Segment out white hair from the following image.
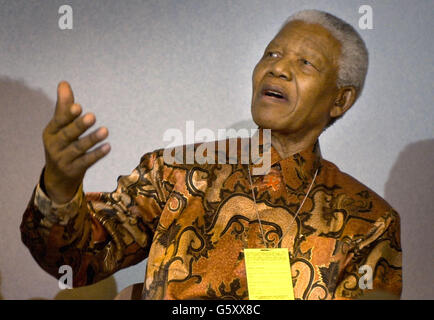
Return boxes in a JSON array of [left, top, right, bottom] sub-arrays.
[[282, 10, 369, 99]]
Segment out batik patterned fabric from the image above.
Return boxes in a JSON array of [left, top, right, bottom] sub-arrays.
[[20, 137, 402, 299]]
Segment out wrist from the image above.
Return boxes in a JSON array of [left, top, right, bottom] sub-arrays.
[[43, 168, 81, 204]]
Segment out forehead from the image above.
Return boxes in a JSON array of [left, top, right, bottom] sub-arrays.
[[270, 20, 342, 65]]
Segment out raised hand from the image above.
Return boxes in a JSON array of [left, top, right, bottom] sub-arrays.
[[42, 81, 110, 204]]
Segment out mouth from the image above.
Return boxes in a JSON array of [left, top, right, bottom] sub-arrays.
[[260, 84, 289, 102]]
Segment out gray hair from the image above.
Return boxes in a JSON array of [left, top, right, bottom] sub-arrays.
[[282, 10, 369, 104]]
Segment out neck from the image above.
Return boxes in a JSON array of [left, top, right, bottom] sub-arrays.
[[270, 127, 322, 159]]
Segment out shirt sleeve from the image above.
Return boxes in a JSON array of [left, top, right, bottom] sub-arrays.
[[33, 180, 84, 226], [20, 150, 167, 287], [333, 210, 403, 299]]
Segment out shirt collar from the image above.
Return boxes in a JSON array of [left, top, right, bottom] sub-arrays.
[[247, 129, 322, 182]]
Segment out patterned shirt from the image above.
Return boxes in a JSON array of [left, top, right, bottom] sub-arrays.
[[20, 136, 402, 299]]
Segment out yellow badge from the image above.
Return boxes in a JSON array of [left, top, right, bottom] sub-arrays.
[[244, 248, 294, 300]]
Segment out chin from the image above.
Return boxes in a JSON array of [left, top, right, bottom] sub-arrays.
[[251, 99, 295, 130], [252, 111, 286, 131]]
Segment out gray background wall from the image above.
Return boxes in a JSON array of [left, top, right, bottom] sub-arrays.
[[0, 0, 432, 300]]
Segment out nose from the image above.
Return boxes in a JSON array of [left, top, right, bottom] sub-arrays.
[[269, 58, 292, 81]]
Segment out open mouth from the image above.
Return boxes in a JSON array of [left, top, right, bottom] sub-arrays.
[[261, 84, 288, 101], [265, 90, 284, 99]]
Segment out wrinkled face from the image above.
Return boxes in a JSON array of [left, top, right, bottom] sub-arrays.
[[251, 20, 342, 134]]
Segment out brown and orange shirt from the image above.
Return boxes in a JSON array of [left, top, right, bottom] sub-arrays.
[[20, 138, 402, 299]]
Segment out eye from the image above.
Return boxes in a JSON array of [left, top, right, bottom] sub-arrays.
[[301, 58, 313, 66], [299, 58, 318, 72], [266, 51, 279, 58]]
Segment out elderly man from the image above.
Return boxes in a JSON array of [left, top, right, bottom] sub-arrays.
[[21, 10, 402, 300]]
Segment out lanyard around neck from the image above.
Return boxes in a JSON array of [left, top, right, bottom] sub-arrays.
[[246, 164, 318, 248]]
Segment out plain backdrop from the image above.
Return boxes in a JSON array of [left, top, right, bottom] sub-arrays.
[[0, 0, 433, 300]]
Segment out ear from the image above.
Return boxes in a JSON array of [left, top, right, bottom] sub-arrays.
[[330, 86, 357, 118]]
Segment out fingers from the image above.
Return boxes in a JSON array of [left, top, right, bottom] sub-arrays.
[[46, 103, 83, 134], [55, 112, 96, 149], [70, 142, 111, 173], [61, 126, 109, 161]]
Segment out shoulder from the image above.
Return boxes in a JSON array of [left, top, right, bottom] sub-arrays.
[[320, 158, 400, 223]]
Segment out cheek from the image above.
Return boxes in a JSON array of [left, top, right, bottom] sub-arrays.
[[252, 62, 265, 89], [297, 77, 333, 105]]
